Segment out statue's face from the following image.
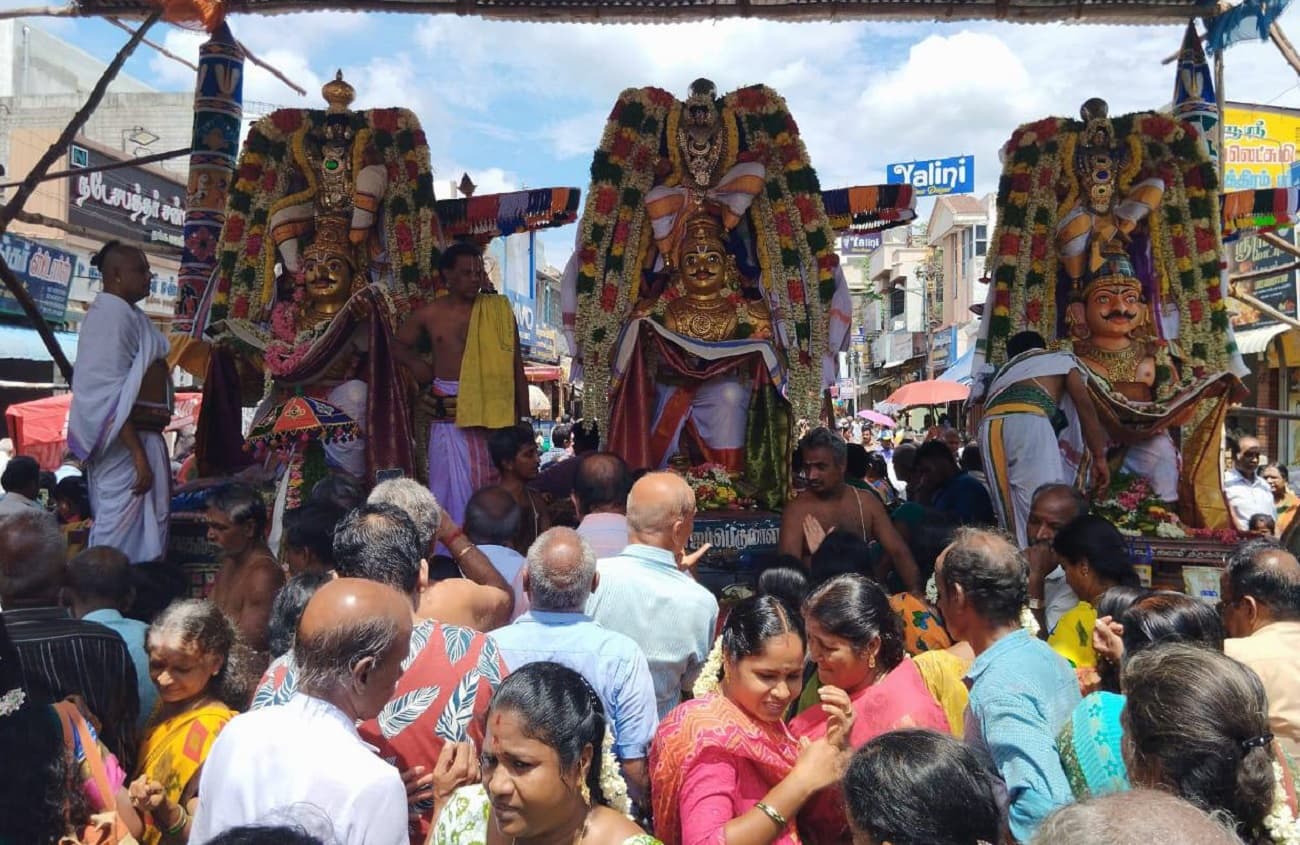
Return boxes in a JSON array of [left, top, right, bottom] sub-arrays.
[[679, 233, 727, 297], [303, 249, 354, 309], [1084, 281, 1144, 340]]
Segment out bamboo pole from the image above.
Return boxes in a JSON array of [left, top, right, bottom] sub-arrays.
[[1271, 25, 1300, 77], [105, 17, 199, 72], [1231, 289, 1300, 331], [1232, 260, 1300, 284], [234, 39, 308, 96], [0, 146, 191, 190], [1262, 231, 1300, 259], [0, 11, 161, 382]]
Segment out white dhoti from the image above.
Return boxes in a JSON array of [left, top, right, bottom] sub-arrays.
[[86, 431, 171, 563], [322, 379, 369, 479], [68, 292, 173, 565], [980, 411, 1074, 548], [650, 374, 749, 469], [426, 378, 495, 531], [1121, 431, 1180, 502]]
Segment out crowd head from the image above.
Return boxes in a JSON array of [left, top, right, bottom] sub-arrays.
[[367, 478, 440, 554], [1026, 483, 1088, 546], [206, 484, 268, 556], [465, 486, 522, 548], [0, 510, 69, 607], [799, 427, 847, 494], [332, 504, 426, 600], [525, 528, 598, 612], [572, 453, 632, 517], [2, 454, 41, 500], [1033, 789, 1244, 845], [490, 424, 542, 482], [803, 574, 904, 693], [1221, 538, 1300, 638], [625, 472, 695, 552], [147, 599, 244, 709], [935, 527, 1027, 640], [1052, 514, 1140, 600], [281, 501, 345, 576], [720, 595, 806, 723]]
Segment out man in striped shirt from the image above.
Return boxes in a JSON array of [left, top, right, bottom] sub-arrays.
[[0, 509, 140, 768]]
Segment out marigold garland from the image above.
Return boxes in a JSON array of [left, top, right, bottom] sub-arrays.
[[572, 84, 839, 430], [211, 107, 436, 326], [982, 112, 1232, 399]]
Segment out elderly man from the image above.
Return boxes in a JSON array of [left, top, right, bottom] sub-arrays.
[[935, 527, 1079, 842], [465, 485, 526, 587], [65, 545, 156, 728], [368, 478, 513, 631], [587, 472, 718, 717], [0, 511, 140, 768], [1225, 436, 1277, 532], [779, 427, 920, 592], [1024, 484, 1090, 635], [493, 527, 657, 801], [191, 578, 412, 845], [251, 504, 506, 844], [1032, 789, 1243, 845], [206, 483, 284, 654], [68, 242, 172, 563], [573, 453, 633, 559], [0, 455, 44, 515], [1221, 538, 1300, 756]]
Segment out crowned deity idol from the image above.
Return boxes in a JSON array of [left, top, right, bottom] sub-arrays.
[[1066, 242, 1159, 403]]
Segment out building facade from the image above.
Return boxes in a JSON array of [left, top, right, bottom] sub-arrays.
[[926, 193, 994, 376]]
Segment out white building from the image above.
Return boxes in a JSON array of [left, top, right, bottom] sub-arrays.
[[927, 193, 996, 374]]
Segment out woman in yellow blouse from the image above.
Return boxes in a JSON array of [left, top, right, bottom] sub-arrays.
[[1047, 515, 1141, 669], [1263, 463, 1300, 537]]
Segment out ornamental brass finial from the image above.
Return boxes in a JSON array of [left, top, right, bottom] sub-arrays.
[[322, 70, 356, 114]]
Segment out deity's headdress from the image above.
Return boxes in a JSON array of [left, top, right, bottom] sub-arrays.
[[1072, 239, 1144, 303]]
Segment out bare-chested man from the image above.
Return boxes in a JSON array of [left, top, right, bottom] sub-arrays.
[[778, 427, 921, 594], [206, 483, 284, 653], [975, 330, 1109, 546], [396, 242, 529, 532]]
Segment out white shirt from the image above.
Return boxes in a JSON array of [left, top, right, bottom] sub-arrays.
[[1043, 568, 1079, 634], [190, 694, 408, 845], [576, 512, 630, 559], [479, 544, 527, 587], [1225, 468, 1277, 531]]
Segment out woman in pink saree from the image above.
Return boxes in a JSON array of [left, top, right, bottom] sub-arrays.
[[649, 596, 852, 845], [791, 574, 950, 746]]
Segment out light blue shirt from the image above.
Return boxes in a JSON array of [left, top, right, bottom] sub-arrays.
[[83, 608, 156, 727], [964, 628, 1080, 843], [491, 609, 658, 759], [585, 544, 718, 718], [479, 544, 527, 588]]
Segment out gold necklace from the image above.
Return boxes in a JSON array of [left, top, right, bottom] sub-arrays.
[[1076, 340, 1143, 382]]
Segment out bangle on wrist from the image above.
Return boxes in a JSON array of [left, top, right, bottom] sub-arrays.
[[754, 802, 788, 829], [1027, 597, 1044, 611], [455, 542, 476, 560], [162, 805, 188, 836], [443, 527, 465, 546]]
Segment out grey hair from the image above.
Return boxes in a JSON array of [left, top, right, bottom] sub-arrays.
[[1032, 788, 1243, 845], [798, 426, 847, 466], [0, 509, 66, 567], [294, 614, 402, 697], [367, 479, 441, 551], [149, 599, 247, 709], [1031, 482, 1088, 519], [525, 527, 598, 611]]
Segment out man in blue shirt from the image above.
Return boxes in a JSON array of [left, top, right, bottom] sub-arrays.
[[65, 545, 157, 728], [936, 527, 1079, 842], [492, 527, 658, 802], [912, 440, 996, 525]]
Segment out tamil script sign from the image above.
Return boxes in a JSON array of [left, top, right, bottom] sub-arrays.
[[887, 156, 975, 197], [1223, 103, 1300, 191], [68, 144, 185, 248], [0, 233, 75, 322], [1229, 230, 1298, 329]]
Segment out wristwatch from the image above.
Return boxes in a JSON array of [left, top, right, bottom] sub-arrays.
[[1027, 597, 1044, 611]]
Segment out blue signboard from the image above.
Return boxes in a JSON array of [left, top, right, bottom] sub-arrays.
[[0, 233, 75, 322], [886, 156, 975, 197]]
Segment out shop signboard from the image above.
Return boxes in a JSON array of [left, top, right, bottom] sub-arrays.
[[1229, 230, 1299, 329], [1223, 103, 1300, 191], [67, 145, 185, 248], [886, 156, 975, 197], [0, 233, 75, 322], [838, 232, 883, 255]]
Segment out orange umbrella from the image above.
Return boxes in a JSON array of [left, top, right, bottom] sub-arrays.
[[882, 379, 970, 409]]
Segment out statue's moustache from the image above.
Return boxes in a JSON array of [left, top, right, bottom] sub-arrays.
[[1102, 311, 1138, 321]]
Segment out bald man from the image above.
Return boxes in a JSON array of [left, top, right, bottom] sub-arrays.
[[192, 578, 412, 845], [69, 242, 173, 564], [586, 472, 718, 717], [1222, 539, 1300, 756]]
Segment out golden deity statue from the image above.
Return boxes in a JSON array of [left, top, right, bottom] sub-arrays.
[[1067, 241, 1157, 402], [298, 214, 363, 332], [662, 213, 771, 342]]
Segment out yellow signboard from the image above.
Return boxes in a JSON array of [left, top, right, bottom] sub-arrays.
[[1223, 102, 1300, 191]]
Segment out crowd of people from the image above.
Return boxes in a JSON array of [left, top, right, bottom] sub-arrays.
[[3, 414, 1300, 845]]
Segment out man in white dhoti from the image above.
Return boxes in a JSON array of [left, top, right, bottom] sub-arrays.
[[977, 331, 1110, 546], [68, 243, 172, 564]]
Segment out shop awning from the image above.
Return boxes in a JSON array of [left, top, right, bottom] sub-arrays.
[[525, 365, 564, 383], [0, 325, 79, 363], [937, 348, 974, 386], [1236, 324, 1290, 356]]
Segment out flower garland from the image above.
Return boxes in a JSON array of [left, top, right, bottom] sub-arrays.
[[599, 728, 633, 818], [692, 636, 725, 698], [212, 107, 435, 325], [1264, 760, 1300, 845], [682, 462, 755, 511], [1094, 471, 1189, 539], [928, 574, 1040, 637], [571, 84, 839, 430], [983, 111, 1232, 396]]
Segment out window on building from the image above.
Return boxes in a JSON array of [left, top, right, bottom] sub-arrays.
[[975, 224, 988, 257], [890, 285, 906, 319], [961, 229, 974, 265]]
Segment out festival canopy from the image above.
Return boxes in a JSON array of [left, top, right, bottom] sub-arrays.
[[60, 0, 1218, 25], [882, 379, 970, 409]]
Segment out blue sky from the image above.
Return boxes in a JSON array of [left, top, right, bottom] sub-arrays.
[[9, 5, 1297, 265]]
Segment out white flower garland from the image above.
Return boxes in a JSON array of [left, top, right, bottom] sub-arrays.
[[693, 636, 725, 698], [600, 726, 633, 818], [0, 687, 24, 718], [926, 574, 1038, 637], [1263, 761, 1300, 845]]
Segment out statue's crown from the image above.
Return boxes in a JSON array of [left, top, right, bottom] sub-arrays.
[[322, 70, 356, 114], [303, 214, 355, 265], [1074, 240, 1142, 302]]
